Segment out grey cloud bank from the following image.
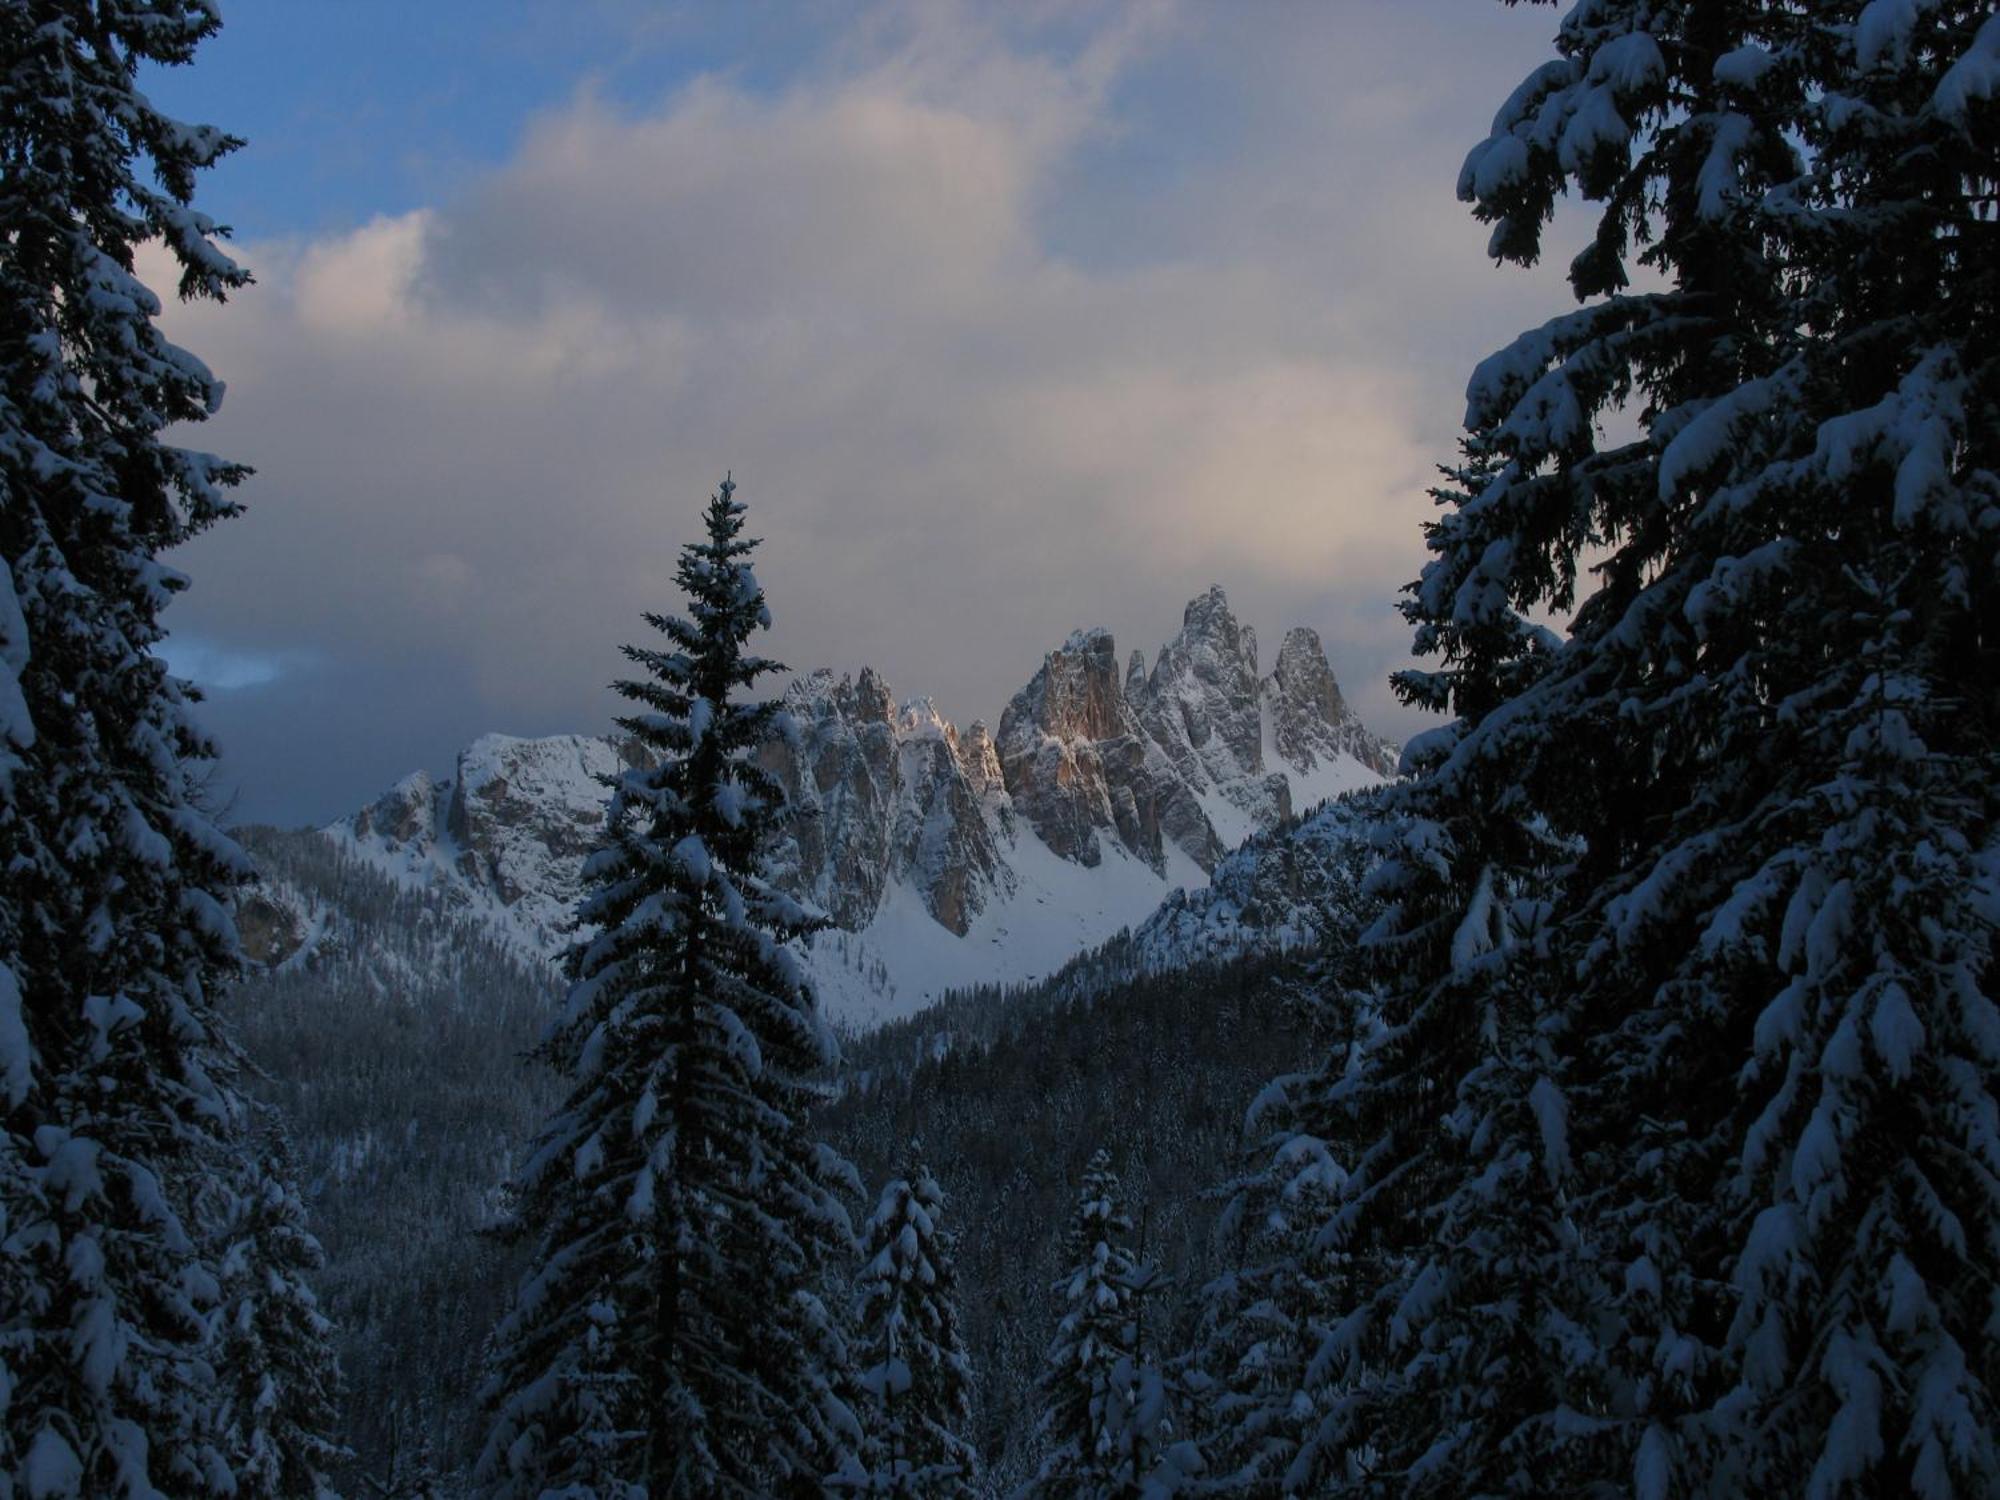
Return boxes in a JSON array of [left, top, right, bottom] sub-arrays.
[[158, 2, 1567, 826]]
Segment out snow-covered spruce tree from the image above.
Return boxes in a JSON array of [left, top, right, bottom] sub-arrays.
[[210, 1123, 347, 1500], [1259, 3, 2000, 1496], [1191, 1023, 1360, 1498], [1611, 10, 2000, 1492], [478, 478, 860, 1500], [0, 6, 341, 1498], [1024, 1151, 1195, 1500], [830, 1149, 979, 1497]]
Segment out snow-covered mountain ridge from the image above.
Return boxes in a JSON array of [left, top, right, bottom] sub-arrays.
[[266, 588, 1396, 1026], [1040, 791, 1382, 1005]]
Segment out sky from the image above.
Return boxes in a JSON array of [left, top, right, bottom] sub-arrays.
[[145, 0, 1579, 828]]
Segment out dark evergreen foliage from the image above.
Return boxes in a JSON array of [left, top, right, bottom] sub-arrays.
[[834, 1149, 980, 1496], [1190, 954, 1366, 1497], [60, 8, 1995, 1497], [1225, 4, 2000, 1495], [223, 833, 1329, 1492], [0, 6, 338, 1497], [829, 956, 1316, 1493], [477, 480, 861, 1499], [1023, 1150, 1195, 1500], [211, 1124, 349, 1500], [224, 824, 561, 1493]]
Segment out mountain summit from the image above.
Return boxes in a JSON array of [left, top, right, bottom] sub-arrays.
[[311, 588, 1396, 1023]]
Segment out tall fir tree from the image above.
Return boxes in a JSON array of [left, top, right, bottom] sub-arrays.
[[1245, 2, 1999, 1495], [478, 478, 861, 1500], [832, 1148, 980, 1498], [0, 6, 339, 1498], [1025, 1150, 1193, 1500]]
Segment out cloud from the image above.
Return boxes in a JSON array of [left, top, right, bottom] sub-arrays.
[[156, 1, 1569, 824], [158, 634, 304, 693]]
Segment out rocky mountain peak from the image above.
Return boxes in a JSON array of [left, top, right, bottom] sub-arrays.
[[1262, 628, 1400, 779], [1179, 584, 1258, 663], [998, 587, 1398, 877], [353, 770, 442, 846], [996, 630, 1143, 869], [1136, 585, 1265, 793], [851, 665, 895, 723], [1015, 629, 1129, 745], [330, 733, 630, 954], [896, 696, 953, 743], [958, 719, 1005, 800], [761, 670, 1009, 937], [786, 666, 899, 728], [1269, 627, 1348, 722]]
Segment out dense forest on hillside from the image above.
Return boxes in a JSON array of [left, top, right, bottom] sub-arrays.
[[224, 830, 561, 1490], [826, 957, 1324, 1491], [225, 826, 1349, 1494]]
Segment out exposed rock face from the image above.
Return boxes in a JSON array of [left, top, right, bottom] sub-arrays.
[[332, 733, 629, 952], [891, 701, 1014, 935], [994, 588, 1400, 878], [1020, 628, 1128, 742], [995, 627, 1237, 874], [1132, 586, 1293, 836], [1263, 627, 1401, 779], [958, 719, 1005, 801], [997, 630, 1152, 869], [759, 673, 1011, 936], [236, 889, 307, 967], [444, 735, 624, 908], [354, 771, 440, 846], [1135, 586, 1265, 789], [760, 669, 898, 928]]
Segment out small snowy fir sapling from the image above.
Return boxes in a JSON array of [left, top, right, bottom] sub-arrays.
[[0, 5, 340, 1498], [477, 478, 862, 1500], [1024, 1150, 1198, 1500], [1243, 2, 2000, 1496], [1191, 977, 1375, 1498], [363, 1404, 447, 1500], [830, 1148, 980, 1497]]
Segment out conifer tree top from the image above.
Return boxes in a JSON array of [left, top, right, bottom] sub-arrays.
[[481, 475, 858, 1500]]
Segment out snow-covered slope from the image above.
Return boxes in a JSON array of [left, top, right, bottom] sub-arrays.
[[291, 588, 1395, 1028], [1119, 792, 1380, 976], [329, 733, 629, 956], [804, 831, 1216, 1024]]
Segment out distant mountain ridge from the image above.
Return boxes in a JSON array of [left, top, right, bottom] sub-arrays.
[[254, 587, 1397, 1025]]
